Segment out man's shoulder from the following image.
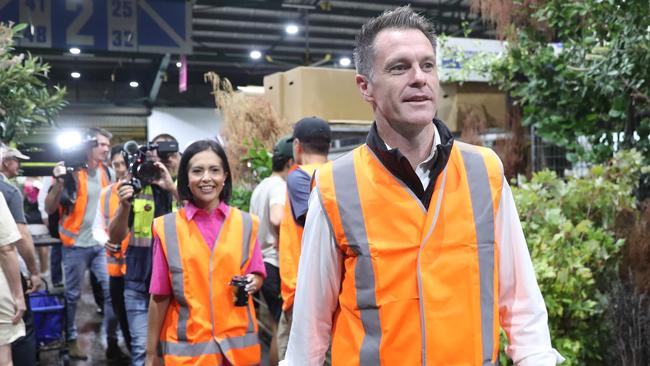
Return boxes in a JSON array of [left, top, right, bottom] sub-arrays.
[[0, 179, 20, 196], [287, 168, 311, 192]]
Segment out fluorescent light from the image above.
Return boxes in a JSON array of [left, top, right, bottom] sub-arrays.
[[69, 47, 81, 55], [339, 57, 351, 67], [285, 24, 299, 35], [250, 50, 262, 60], [129, 81, 139, 88], [176, 61, 182, 68], [70, 72, 81, 79]]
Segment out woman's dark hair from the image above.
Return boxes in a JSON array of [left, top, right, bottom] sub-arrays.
[[177, 139, 232, 204]]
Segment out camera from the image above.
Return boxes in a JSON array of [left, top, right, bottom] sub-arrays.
[[58, 132, 98, 172], [122, 140, 178, 193], [230, 276, 249, 307]]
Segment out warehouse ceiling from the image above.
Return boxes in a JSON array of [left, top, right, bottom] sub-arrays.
[[12, 0, 494, 107]]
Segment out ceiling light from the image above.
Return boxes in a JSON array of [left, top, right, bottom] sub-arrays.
[[339, 57, 351, 67], [250, 50, 262, 60], [69, 47, 81, 55], [285, 24, 299, 35], [70, 72, 81, 79], [129, 81, 139, 88], [176, 61, 182, 68]]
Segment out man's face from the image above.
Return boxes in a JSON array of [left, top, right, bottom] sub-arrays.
[[91, 134, 111, 163], [356, 29, 439, 132], [2, 158, 20, 178], [111, 153, 128, 180], [153, 137, 179, 178]]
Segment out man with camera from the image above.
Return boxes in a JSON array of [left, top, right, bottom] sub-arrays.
[[43, 127, 124, 361], [108, 133, 179, 366]]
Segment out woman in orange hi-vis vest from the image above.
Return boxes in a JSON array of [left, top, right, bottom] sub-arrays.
[[144, 140, 266, 366]]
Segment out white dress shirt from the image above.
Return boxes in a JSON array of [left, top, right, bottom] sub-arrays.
[[282, 142, 564, 365]]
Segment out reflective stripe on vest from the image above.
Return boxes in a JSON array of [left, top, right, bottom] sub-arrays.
[[319, 142, 501, 365], [157, 207, 260, 365], [460, 146, 496, 364], [326, 152, 382, 365], [159, 332, 259, 357]]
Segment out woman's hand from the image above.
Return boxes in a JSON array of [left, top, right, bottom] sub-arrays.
[[245, 273, 263, 294]]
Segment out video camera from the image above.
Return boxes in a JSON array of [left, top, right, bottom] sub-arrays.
[[123, 140, 178, 193], [57, 131, 98, 172]]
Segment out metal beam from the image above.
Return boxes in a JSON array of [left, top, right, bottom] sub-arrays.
[[148, 53, 170, 105]]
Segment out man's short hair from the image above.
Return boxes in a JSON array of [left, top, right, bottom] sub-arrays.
[[86, 127, 112, 140], [353, 5, 436, 78], [151, 133, 178, 144], [110, 144, 124, 161], [300, 140, 330, 156]]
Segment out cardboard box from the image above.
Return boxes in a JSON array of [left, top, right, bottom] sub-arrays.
[[437, 82, 507, 133], [263, 72, 285, 120], [265, 66, 373, 124]]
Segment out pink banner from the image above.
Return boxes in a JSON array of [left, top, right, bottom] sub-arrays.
[[179, 55, 187, 93]]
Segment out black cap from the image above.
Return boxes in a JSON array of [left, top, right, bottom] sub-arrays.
[[289, 116, 331, 143], [272, 135, 294, 160]]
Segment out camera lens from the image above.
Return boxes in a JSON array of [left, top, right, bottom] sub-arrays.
[[136, 160, 160, 184]]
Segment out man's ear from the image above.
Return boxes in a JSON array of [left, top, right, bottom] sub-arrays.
[[355, 74, 374, 103]]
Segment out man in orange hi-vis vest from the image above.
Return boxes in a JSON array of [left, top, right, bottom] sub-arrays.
[[92, 144, 132, 355], [276, 117, 331, 361], [44, 127, 126, 362], [282, 6, 565, 366]]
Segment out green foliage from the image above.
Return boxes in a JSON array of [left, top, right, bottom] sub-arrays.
[[230, 138, 273, 211], [504, 149, 649, 365], [230, 186, 252, 212], [0, 22, 67, 142], [241, 138, 273, 184], [489, 0, 650, 163]]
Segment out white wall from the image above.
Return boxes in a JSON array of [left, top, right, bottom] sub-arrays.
[[148, 108, 222, 152]]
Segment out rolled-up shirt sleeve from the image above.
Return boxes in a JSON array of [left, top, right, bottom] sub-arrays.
[[498, 178, 564, 365], [282, 187, 342, 365]]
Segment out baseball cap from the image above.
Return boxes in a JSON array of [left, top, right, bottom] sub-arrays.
[[1, 147, 30, 160], [273, 135, 293, 160], [289, 116, 331, 143]]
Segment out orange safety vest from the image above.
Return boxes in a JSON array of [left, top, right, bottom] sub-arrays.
[[59, 165, 110, 246], [98, 183, 129, 277], [278, 163, 322, 311], [317, 142, 503, 365], [153, 206, 261, 366]]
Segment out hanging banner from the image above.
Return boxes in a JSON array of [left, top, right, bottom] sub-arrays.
[[179, 54, 187, 93]]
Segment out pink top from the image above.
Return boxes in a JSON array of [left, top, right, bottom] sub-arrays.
[[149, 201, 266, 295]]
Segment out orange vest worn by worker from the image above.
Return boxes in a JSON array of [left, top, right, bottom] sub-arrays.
[[98, 183, 129, 277], [154, 207, 261, 366], [59, 165, 110, 246], [278, 163, 322, 311], [317, 141, 503, 366]]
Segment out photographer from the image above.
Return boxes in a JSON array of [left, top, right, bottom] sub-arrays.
[[108, 134, 179, 366], [44, 127, 124, 362]]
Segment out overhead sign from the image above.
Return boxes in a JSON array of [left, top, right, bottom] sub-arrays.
[[0, 0, 192, 54]]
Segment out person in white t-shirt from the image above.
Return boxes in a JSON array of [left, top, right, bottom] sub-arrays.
[[0, 193, 26, 364], [249, 136, 293, 365]]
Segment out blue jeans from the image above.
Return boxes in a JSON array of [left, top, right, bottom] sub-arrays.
[[124, 287, 150, 366], [50, 244, 63, 285], [62, 245, 118, 342]]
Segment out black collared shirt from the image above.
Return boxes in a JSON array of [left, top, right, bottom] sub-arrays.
[[365, 118, 454, 210]]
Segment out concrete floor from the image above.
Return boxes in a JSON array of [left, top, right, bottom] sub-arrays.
[[36, 271, 272, 366]]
